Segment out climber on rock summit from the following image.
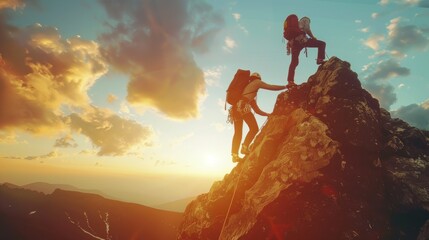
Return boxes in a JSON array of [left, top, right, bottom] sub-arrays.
[[284, 14, 326, 88]]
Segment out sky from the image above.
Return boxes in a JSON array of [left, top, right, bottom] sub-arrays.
[[0, 0, 428, 205]]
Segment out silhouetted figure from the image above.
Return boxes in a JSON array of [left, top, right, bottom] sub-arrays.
[[284, 15, 326, 88], [230, 72, 286, 162]]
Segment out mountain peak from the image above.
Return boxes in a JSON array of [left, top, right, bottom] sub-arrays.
[[178, 57, 429, 239]]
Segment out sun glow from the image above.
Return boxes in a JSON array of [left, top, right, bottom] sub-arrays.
[[204, 154, 218, 168], [198, 153, 234, 176]]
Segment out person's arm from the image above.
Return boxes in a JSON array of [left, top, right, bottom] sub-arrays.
[[250, 100, 269, 116], [306, 28, 317, 40], [258, 81, 287, 91]]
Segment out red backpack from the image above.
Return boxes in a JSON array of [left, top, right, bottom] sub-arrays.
[[226, 69, 251, 106], [283, 14, 304, 40]]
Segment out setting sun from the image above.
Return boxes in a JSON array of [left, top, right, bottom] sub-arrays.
[[205, 154, 218, 168]]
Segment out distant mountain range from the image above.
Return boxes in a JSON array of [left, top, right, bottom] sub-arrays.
[[0, 183, 183, 240], [155, 196, 196, 212], [9, 181, 109, 196], [2, 181, 195, 212]]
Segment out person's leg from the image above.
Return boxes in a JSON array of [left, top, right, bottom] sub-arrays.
[[287, 45, 302, 85], [305, 38, 326, 63], [232, 116, 243, 156], [241, 113, 259, 154]]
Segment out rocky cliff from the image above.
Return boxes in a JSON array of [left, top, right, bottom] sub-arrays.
[[178, 57, 429, 240]]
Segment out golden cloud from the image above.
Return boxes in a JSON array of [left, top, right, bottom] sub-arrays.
[[0, 0, 24, 10], [68, 107, 153, 156], [0, 13, 153, 155], [0, 21, 107, 133], [99, 0, 224, 119]]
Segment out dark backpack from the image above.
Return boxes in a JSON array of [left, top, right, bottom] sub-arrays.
[[226, 69, 251, 106], [283, 14, 304, 40]]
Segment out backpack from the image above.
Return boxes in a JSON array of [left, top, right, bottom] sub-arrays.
[[283, 14, 304, 40], [226, 69, 251, 106]]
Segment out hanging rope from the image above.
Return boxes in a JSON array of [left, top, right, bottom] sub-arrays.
[[218, 165, 245, 240]]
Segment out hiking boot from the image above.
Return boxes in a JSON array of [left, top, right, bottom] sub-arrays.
[[316, 59, 326, 65], [240, 144, 250, 155], [286, 82, 297, 89], [232, 153, 242, 163]]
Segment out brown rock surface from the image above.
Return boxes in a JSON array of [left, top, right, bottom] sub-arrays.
[[178, 57, 429, 240]]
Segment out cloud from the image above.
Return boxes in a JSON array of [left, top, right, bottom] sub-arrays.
[[0, 19, 107, 134], [0, 131, 21, 144], [387, 17, 429, 53], [223, 36, 237, 51], [364, 10, 429, 58], [68, 106, 153, 156], [404, 0, 429, 6], [379, 0, 390, 5], [231, 12, 248, 34], [364, 59, 410, 81], [391, 100, 429, 130], [364, 34, 385, 50], [98, 0, 224, 120], [368, 50, 407, 59], [360, 27, 370, 33], [204, 66, 224, 86], [107, 94, 118, 103], [423, 100, 429, 109], [362, 81, 397, 109], [0, 5, 156, 157], [25, 150, 59, 161], [120, 101, 131, 114], [79, 149, 97, 155], [232, 13, 241, 21], [362, 2, 429, 113], [0, 0, 25, 10], [54, 135, 78, 148], [403, 0, 421, 5], [379, 0, 426, 6]]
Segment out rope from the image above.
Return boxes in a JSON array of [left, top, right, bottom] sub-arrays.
[[218, 117, 268, 240], [218, 165, 245, 240]]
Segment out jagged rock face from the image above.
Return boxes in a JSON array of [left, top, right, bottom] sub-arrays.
[[381, 109, 429, 210], [178, 57, 429, 239], [380, 109, 429, 239]]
